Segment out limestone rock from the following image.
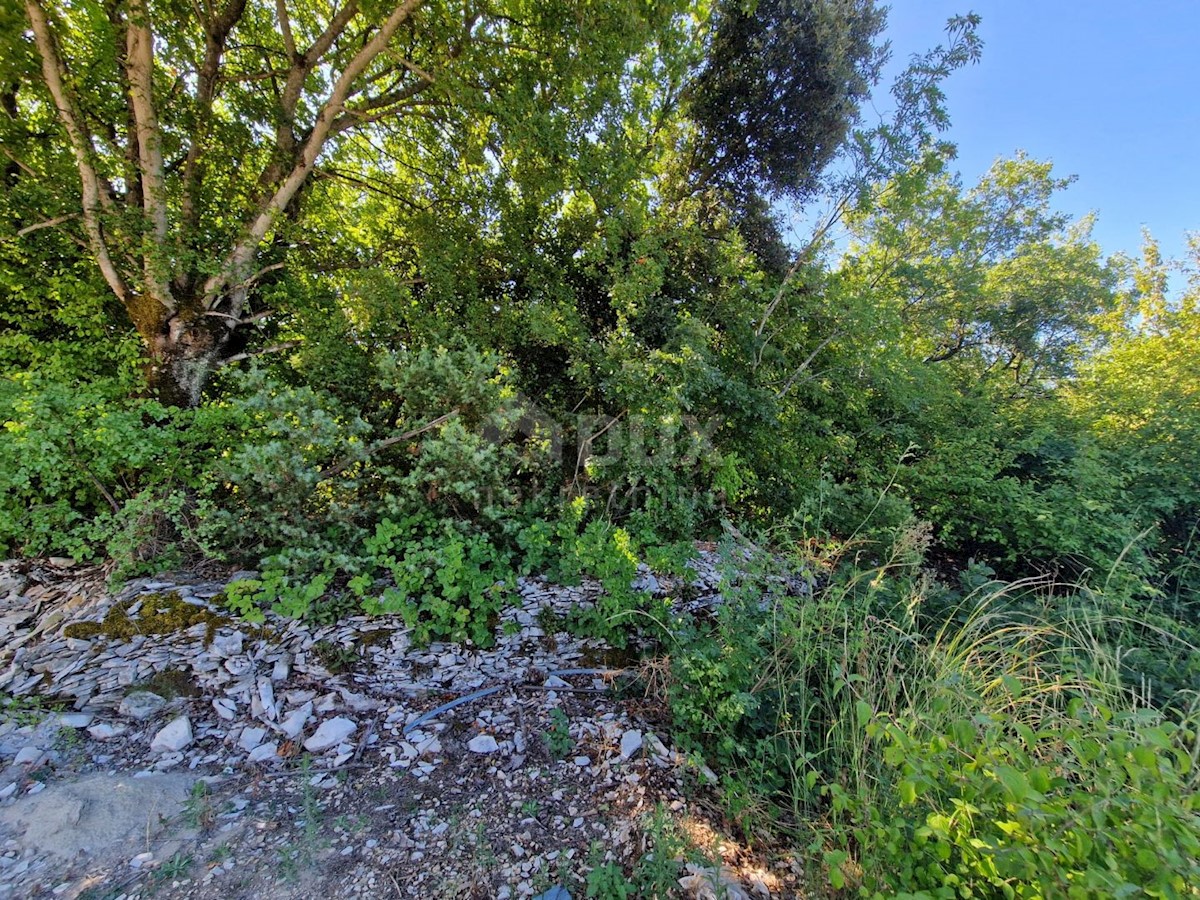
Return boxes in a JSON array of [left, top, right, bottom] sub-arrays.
[[150, 716, 192, 753], [303, 717, 356, 752], [118, 691, 166, 721]]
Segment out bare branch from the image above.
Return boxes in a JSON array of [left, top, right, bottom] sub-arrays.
[[12, 214, 77, 238], [275, 0, 296, 59], [775, 331, 840, 400], [221, 339, 302, 365], [319, 409, 461, 481]]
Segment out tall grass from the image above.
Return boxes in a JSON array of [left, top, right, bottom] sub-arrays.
[[660, 526, 1200, 895]]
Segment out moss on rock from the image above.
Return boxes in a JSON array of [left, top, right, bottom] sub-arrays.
[[63, 591, 229, 645]]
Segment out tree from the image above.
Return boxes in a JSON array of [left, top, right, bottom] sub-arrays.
[[839, 152, 1117, 392], [14, 0, 682, 405], [686, 0, 887, 201]]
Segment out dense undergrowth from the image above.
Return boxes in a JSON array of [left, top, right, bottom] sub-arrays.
[[3, 1, 1199, 893]]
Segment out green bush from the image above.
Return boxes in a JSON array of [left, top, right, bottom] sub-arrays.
[[840, 701, 1200, 898]]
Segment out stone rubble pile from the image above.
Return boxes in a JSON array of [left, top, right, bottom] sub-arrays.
[[0, 553, 723, 799], [0, 551, 791, 899]]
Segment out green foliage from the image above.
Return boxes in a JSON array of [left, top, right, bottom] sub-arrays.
[[542, 707, 574, 761], [842, 702, 1200, 898], [350, 514, 515, 646], [688, 0, 887, 200], [664, 538, 1200, 896]]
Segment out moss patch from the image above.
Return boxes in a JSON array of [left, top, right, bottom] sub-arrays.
[[133, 668, 201, 699], [63, 591, 229, 645]]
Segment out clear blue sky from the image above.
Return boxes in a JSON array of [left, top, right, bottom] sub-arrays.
[[869, 1, 1199, 265]]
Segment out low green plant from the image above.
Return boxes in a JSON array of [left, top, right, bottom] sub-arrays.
[[664, 531, 1200, 897], [585, 839, 633, 899], [631, 803, 688, 898], [182, 780, 215, 830], [833, 698, 1200, 897], [0, 695, 62, 727], [542, 707, 573, 760], [151, 851, 194, 885]]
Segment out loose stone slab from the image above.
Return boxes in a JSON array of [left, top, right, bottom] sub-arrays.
[[118, 691, 166, 721], [303, 717, 356, 752], [150, 716, 192, 753]]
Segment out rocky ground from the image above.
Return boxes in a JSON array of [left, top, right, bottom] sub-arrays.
[[0, 557, 807, 899]]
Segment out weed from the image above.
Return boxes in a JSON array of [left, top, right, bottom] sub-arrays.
[[207, 843, 232, 864], [182, 780, 215, 829], [631, 803, 686, 897], [519, 798, 541, 819], [584, 841, 633, 899], [0, 694, 61, 726], [313, 640, 362, 675], [152, 851, 193, 885], [542, 707, 573, 760]]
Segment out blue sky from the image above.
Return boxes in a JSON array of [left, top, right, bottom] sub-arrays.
[[853, 1, 1199, 266]]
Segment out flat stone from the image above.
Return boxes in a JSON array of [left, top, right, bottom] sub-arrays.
[[278, 703, 312, 740], [303, 717, 356, 752], [212, 698, 236, 721], [58, 713, 93, 729], [118, 691, 167, 721], [87, 723, 126, 741], [150, 716, 193, 753], [238, 727, 267, 752], [467, 734, 499, 754], [210, 632, 243, 657], [13, 747, 42, 766], [247, 742, 278, 763], [619, 730, 643, 760]]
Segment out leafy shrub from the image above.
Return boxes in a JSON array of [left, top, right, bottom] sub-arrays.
[[0, 373, 205, 563], [663, 537, 1200, 896], [838, 701, 1200, 898]]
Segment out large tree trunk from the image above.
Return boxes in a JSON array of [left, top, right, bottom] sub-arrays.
[[141, 303, 235, 408]]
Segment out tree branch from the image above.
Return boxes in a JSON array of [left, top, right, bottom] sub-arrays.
[[124, 0, 173, 310], [24, 0, 128, 304], [318, 409, 460, 481], [181, 0, 249, 236], [206, 0, 425, 314]]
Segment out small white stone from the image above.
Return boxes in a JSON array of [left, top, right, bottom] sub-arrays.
[[278, 703, 312, 740], [0, 782, 17, 800], [129, 852, 153, 869], [212, 698, 236, 721], [467, 734, 499, 754], [210, 631, 243, 657], [87, 722, 126, 741], [13, 747, 42, 766], [238, 727, 267, 752], [58, 713, 93, 729], [303, 717, 356, 752], [543, 675, 569, 689], [573, 756, 591, 768], [150, 716, 193, 753], [256, 678, 277, 721], [119, 691, 166, 721]]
